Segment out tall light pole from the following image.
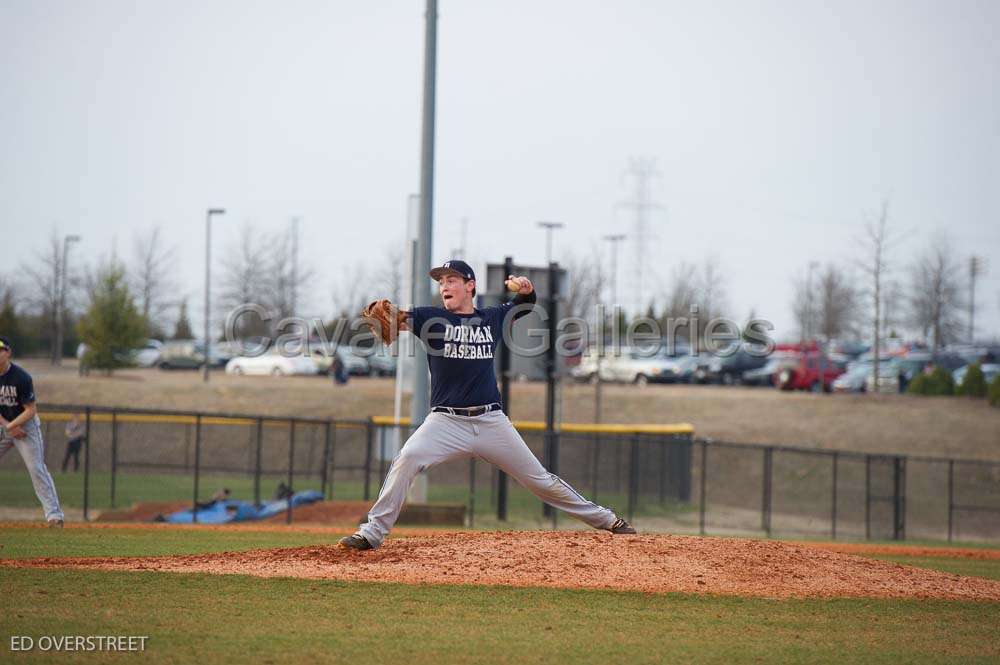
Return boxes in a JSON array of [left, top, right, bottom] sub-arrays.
[[537, 221, 564, 265], [203, 208, 226, 382], [593, 234, 625, 424], [969, 256, 984, 343], [409, 0, 438, 504], [55, 234, 81, 365], [290, 216, 300, 317], [805, 260, 819, 344], [603, 234, 626, 313]]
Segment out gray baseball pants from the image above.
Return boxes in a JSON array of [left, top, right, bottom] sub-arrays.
[[0, 415, 64, 522], [358, 410, 617, 547]]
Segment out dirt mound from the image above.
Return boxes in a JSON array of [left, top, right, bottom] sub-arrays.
[[7, 531, 999, 600]]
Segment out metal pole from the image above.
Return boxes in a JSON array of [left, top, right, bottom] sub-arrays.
[[253, 418, 263, 506], [947, 459, 954, 543], [892, 457, 906, 540], [762, 447, 773, 537], [864, 455, 871, 541], [627, 434, 639, 522], [203, 211, 211, 382], [542, 262, 559, 520], [329, 423, 337, 500], [203, 209, 225, 382], [291, 216, 299, 317], [659, 437, 667, 505], [698, 439, 707, 535], [590, 433, 600, 501], [110, 411, 117, 508], [83, 407, 91, 521], [321, 421, 332, 499], [497, 255, 513, 521], [410, 0, 438, 437], [55, 235, 80, 365], [831, 452, 838, 540], [537, 222, 564, 265], [364, 420, 374, 500], [286, 420, 295, 524], [193, 414, 202, 524]]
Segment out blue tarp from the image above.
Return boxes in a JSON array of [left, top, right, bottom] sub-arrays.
[[162, 490, 324, 524]]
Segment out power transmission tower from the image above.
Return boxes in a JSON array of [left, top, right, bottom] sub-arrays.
[[617, 157, 662, 314]]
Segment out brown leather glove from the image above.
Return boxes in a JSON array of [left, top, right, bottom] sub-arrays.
[[361, 299, 408, 345]]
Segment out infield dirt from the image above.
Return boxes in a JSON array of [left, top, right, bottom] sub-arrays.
[[6, 530, 999, 601]]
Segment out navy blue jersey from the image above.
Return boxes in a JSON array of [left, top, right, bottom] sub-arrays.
[[409, 293, 535, 408], [0, 363, 36, 422]]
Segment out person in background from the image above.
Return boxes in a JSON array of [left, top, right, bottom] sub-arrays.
[[62, 413, 85, 473]]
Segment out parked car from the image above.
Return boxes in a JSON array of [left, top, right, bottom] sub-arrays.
[[702, 348, 770, 385], [571, 346, 676, 386], [158, 340, 225, 370], [225, 351, 319, 376], [831, 360, 872, 393], [777, 351, 844, 392], [742, 354, 796, 387], [134, 339, 164, 367], [656, 350, 700, 383]]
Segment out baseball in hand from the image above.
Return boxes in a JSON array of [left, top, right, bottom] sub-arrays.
[[506, 276, 524, 292]]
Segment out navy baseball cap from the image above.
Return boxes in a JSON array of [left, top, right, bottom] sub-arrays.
[[429, 260, 475, 283], [0, 336, 11, 353]]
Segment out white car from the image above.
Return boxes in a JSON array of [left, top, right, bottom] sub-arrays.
[[134, 339, 164, 368], [572, 346, 676, 386], [225, 351, 319, 376]]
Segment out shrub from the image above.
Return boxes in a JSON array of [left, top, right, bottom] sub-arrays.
[[907, 373, 928, 395], [956, 363, 988, 398], [908, 366, 955, 396], [989, 374, 1000, 407]]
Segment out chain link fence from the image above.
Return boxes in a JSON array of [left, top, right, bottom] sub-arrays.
[[0, 404, 996, 543]]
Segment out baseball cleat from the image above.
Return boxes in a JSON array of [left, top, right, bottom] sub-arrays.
[[608, 517, 636, 535], [338, 533, 373, 551], [47, 519, 64, 529]]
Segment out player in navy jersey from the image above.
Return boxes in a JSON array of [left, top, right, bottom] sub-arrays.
[[0, 336, 65, 527], [340, 260, 635, 550]]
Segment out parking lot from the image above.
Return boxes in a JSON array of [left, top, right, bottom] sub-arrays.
[[21, 358, 1000, 461]]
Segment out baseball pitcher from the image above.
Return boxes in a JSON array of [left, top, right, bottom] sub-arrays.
[[0, 336, 65, 527], [340, 260, 635, 550]]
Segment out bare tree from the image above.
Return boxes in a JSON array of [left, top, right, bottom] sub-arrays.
[[378, 243, 405, 303], [661, 262, 698, 318], [331, 262, 375, 320], [130, 226, 176, 337], [218, 223, 270, 339], [907, 237, 964, 354], [855, 200, 894, 390], [21, 229, 66, 363], [816, 263, 859, 341], [696, 256, 728, 321], [790, 266, 812, 342], [562, 246, 603, 321], [264, 227, 315, 322], [655, 262, 696, 345]]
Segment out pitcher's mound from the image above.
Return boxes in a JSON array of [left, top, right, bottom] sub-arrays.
[[9, 531, 1000, 599]]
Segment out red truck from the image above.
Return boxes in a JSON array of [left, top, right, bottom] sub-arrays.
[[776, 348, 844, 392]]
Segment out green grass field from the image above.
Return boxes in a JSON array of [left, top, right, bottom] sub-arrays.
[[1, 526, 999, 664]]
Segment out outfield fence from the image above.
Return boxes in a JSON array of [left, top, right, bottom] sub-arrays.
[[1, 404, 996, 543]]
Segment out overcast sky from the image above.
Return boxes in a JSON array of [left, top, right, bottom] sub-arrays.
[[2, 0, 998, 342]]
